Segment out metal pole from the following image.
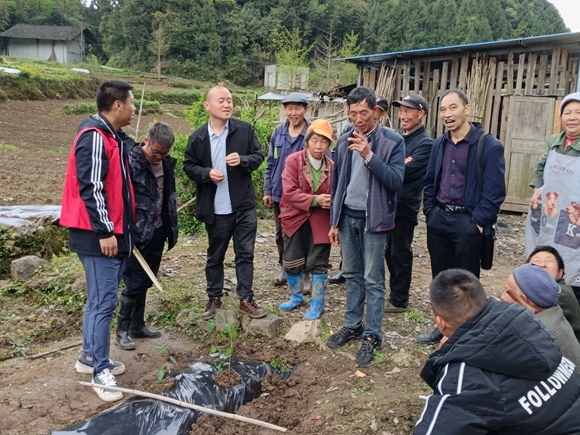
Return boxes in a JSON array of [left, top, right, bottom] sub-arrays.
[[357, 65, 363, 86], [576, 56, 580, 92]]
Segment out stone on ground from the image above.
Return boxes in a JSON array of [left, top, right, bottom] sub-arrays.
[[244, 314, 282, 338], [284, 320, 320, 344], [10, 255, 51, 280]]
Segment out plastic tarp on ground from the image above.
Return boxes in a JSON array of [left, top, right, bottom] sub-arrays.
[[52, 360, 272, 435]]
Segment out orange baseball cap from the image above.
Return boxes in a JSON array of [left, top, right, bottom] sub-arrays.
[[307, 119, 333, 142]]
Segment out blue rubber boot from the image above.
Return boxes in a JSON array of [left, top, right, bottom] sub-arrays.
[[304, 273, 327, 320], [279, 272, 304, 311]]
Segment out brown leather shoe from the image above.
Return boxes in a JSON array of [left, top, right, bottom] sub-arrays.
[[202, 297, 222, 320], [239, 298, 266, 318]]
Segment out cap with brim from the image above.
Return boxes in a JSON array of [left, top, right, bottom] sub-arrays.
[[560, 92, 580, 116], [307, 119, 333, 142], [282, 93, 309, 105], [392, 94, 428, 114], [376, 96, 389, 112]]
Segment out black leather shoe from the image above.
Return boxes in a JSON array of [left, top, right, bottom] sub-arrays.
[[416, 328, 443, 345], [329, 272, 346, 284]]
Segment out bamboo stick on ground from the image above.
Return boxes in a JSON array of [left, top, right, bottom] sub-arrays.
[[77, 381, 288, 432]]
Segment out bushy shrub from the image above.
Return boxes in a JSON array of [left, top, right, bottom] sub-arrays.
[[173, 96, 275, 234]]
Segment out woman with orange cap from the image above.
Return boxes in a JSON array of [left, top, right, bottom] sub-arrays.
[[278, 119, 334, 320]]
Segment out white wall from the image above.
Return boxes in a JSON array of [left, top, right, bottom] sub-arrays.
[[7, 38, 82, 63]]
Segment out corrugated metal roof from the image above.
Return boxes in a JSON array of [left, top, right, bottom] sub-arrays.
[[337, 32, 580, 68], [0, 24, 93, 42]]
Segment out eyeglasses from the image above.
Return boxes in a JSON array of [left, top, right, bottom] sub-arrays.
[[147, 144, 170, 157]]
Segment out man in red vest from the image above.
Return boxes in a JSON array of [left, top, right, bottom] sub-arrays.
[[61, 80, 136, 402]]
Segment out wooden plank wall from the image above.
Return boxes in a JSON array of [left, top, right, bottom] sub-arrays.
[[362, 46, 579, 138]]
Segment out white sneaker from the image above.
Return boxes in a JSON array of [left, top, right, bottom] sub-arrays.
[[92, 368, 123, 402]]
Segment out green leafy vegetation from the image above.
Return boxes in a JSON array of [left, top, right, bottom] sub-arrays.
[[270, 356, 292, 373], [0, 143, 19, 152], [403, 308, 427, 324]]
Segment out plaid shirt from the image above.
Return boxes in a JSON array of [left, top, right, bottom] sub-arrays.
[[436, 127, 474, 206]]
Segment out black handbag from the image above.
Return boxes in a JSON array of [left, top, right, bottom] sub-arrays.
[[477, 133, 497, 270]]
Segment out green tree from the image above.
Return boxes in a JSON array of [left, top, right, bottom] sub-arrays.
[[338, 30, 363, 85], [274, 27, 314, 90]]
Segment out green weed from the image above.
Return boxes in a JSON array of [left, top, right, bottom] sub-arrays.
[[0, 143, 19, 152], [403, 308, 427, 324], [270, 356, 292, 373]]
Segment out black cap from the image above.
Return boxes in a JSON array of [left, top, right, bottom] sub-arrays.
[[376, 96, 389, 112], [392, 94, 428, 114]]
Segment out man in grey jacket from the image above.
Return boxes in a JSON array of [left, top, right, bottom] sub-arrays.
[[326, 87, 405, 367]]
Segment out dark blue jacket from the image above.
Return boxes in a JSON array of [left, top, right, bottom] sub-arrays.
[[330, 123, 405, 232], [423, 124, 505, 234], [264, 120, 310, 203]]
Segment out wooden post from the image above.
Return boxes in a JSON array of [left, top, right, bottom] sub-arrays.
[[402, 62, 411, 97], [450, 57, 459, 89], [524, 54, 537, 96], [491, 62, 505, 137], [437, 62, 449, 137], [458, 52, 470, 90], [429, 68, 440, 137], [507, 51, 514, 95], [536, 55, 548, 95], [423, 61, 431, 98], [483, 57, 497, 132], [549, 45, 561, 95], [414, 60, 421, 94], [515, 53, 526, 96]]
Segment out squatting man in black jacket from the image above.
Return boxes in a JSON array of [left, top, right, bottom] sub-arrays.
[[184, 86, 266, 321], [414, 268, 580, 434], [116, 122, 179, 351]]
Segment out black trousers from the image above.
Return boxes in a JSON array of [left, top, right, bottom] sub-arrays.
[[122, 227, 166, 298], [282, 220, 331, 276], [426, 206, 483, 279], [205, 208, 257, 299], [385, 214, 417, 308], [273, 202, 284, 266]]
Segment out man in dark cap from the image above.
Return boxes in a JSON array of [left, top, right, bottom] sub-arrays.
[[384, 95, 433, 312], [264, 92, 310, 287]]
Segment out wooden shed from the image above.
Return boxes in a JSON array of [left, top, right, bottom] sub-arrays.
[[339, 32, 580, 212]]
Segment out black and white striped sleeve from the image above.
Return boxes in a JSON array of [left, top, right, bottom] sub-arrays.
[[414, 363, 498, 435], [75, 130, 115, 237]]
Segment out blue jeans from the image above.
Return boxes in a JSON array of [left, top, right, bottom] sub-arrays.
[[79, 254, 124, 374], [339, 215, 388, 339]]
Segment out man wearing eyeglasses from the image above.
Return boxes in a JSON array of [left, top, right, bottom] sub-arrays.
[[116, 122, 178, 351]]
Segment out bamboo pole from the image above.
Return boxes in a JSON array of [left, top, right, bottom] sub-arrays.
[[77, 382, 288, 432], [132, 246, 164, 293], [135, 83, 146, 139]]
